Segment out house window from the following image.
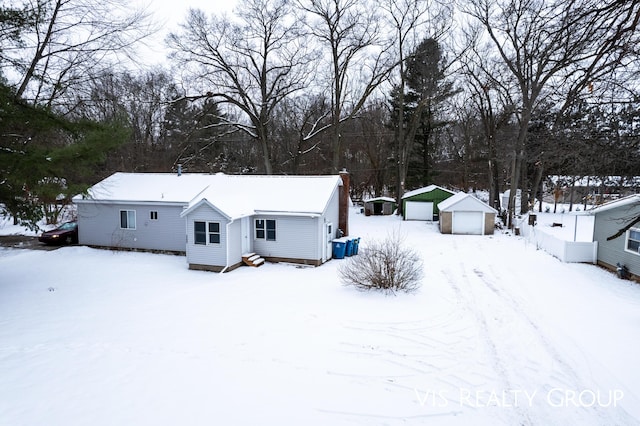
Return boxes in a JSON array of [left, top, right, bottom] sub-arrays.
[[194, 221, 206, 245], [208, 222, 220, 244], [256, 219, 276, 241], [626, 228, 640, 255], [150, 211, 158, 220], [120, 210, 136, 229], [194, 221, 220, 245]]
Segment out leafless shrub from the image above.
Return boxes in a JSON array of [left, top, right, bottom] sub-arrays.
[[338, 230, 423, 294]]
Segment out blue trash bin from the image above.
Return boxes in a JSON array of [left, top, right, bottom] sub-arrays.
[[332, 238, 347, 259], [353, 237, 360, 255], [345, 238, 354, 256]]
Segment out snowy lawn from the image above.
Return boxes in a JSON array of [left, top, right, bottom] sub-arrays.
[[1, 210, 640, 425]]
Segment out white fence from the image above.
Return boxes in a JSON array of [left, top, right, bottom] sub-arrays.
[[519, 218, 598, 264], [532, 230, 598, 263]]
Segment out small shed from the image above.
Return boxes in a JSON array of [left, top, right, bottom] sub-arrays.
[[438, 193, 498, 235], [588, 194, 640, 281], [401, 185, 455, 221], [363, 197, 396, 216]]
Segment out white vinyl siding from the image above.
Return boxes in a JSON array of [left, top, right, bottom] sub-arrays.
[[253, 216, 320, 260], [76, 202, 187, 252], [184, 204, 228, 268]]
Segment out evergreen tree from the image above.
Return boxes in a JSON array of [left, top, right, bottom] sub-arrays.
[[0, 83, 128, 228], [388, 37, 457, 190]]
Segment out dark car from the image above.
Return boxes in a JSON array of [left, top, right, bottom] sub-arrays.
[[38, 221, 78, 245]]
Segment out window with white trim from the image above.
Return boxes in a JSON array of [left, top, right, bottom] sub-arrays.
[[626, 228, 640, 255], [194, 221, 221, 245], [208, 222, 220, 244], [120, 210, 136, 229], [255, 219, 276, 241], [194, 221, 206, 245], [150, 211, 158, 220]]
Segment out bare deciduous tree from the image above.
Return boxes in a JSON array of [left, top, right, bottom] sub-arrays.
[[167, 0, 312, 174], [298, 0, 395, 172], [7, 0, 152, 110], [463, 0, 640, 225]]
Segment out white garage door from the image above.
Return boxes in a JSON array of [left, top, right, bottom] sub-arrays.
[[452, 211, 484, 235], [405, 201, 434, 221]]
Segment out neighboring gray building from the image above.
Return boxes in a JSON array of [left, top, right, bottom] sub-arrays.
[[73, 172, 348, 272], [588, 194, 640, 281]]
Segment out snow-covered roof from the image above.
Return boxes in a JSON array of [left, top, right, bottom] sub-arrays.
[[401, 185, 454, 199], [73, 172, 342, 219], [438, 192, 498, 213], [584, 194, 640, 215], [363, 197, 396, 203], [72, 172, 215, 204], [182, 174, 342, 219]]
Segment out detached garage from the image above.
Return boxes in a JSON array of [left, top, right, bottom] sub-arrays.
[[401, 185, 455, 221], [438, 193, 497, 235]]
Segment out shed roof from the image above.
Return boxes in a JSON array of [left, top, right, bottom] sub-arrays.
[[402, 185, 455, 199], [74, 172, 342, 219], [363, 196, 396, 203], [438, 192, 498, 213]]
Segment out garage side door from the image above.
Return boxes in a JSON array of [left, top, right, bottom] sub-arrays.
[[405, 201, 433, 221], [452, 211, 483, 234]]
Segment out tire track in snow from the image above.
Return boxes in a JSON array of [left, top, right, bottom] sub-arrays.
[[440, 263, 528, 426], [445, 245, 637, 426]]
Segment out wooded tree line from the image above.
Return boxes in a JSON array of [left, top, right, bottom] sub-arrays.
[[1, 0, 640, 228]]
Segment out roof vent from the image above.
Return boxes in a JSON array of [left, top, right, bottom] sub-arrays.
[[177, 164, 182, 176]]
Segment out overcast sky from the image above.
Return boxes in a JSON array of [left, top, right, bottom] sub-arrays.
[[135, 0, 237, 65]]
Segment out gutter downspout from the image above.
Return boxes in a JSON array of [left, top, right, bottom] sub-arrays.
[[219, 219, 234, 274]]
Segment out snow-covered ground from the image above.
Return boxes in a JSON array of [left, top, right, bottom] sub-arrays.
[[1, 209, 639, 425]]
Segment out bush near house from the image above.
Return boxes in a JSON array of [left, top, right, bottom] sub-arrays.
[[338, 230, 424, 294]]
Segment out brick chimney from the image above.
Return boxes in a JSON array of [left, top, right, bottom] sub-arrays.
[[338, 168, 349, 236]]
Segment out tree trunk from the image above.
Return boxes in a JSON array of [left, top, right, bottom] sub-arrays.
[[531, 162, 544, 213], [520, 158, 529, 214]]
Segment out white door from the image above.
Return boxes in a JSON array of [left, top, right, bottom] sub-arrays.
[[324, 222, 333, 261], [241, 217, 251, 254], [452, 211, 484, 235], [405, 201, 434, 221]]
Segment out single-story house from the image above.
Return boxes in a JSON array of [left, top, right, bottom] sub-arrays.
[[363, 197, 396, 216], [401, 185, 455, 221], [438, 192, 498, 235], [73, 171, 350, 272], [588, 194, 640, 280]]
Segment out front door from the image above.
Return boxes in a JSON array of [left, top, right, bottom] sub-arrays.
[[241, 217, 251, 254]]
